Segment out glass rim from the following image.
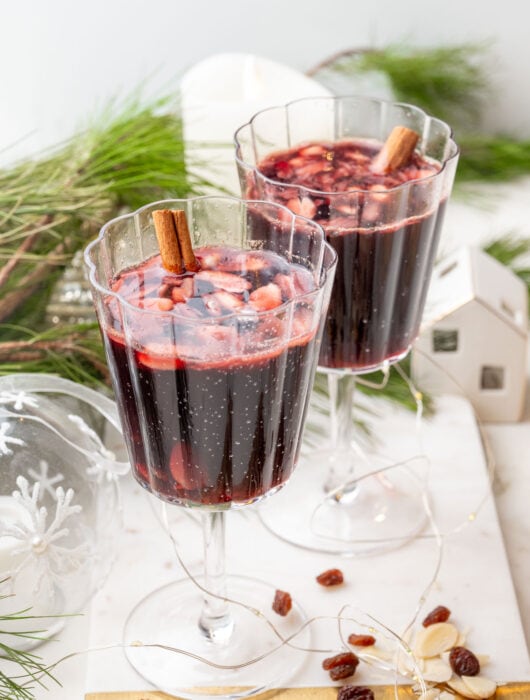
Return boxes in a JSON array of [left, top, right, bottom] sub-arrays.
[[84, 194, 338, 325], [233, 94, 460, 196]]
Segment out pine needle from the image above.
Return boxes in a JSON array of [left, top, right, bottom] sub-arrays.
[[308, 43, 488, 131], [0, 323, 108, 386], [0, 91, 210, 384], [0, 587, 62, 699], [311, 356, 433, 420], [309, 43, 530, 184], [457, 134, 530, 183], [75, 94, 201, 210]]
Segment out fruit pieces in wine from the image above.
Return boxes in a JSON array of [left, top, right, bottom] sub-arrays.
[[102, 245, 321, 506], [253, 139, 446, 371]]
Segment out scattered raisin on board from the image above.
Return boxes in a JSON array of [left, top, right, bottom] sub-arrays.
[[316, 568, 344, 586], [272, 589, 292, 616], [347, 633, 376, 647], [329, 664, 358, 681], [449, 646, 481, 676], [422, 604, 451, 627], [322, 651, 360, 671], [323, 651, 359, 681]]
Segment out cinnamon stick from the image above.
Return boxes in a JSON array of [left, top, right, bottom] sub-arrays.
[[152, 208, 200, 274], [152, 209, 184, 274], [371, 126, 420, 175], [172, 209, 200, 272]]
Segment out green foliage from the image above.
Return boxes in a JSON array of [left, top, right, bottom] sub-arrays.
[[457, 135, 530, 183], [311, 43, 530, 185], [346, 44, 487, 131], [353, 355, 433, 414], [73, 95, 201, 210], [0, 94, 207, 384], [0, 323, 108, 384], [0, 588, 61, 699], [315, 356, 432, 412]]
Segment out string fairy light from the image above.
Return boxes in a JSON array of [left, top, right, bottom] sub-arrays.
[[17, 353, 502, 700]]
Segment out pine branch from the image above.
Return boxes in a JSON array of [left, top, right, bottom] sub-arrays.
[[0, 238, 72, 323], [0, 93, 202, 324], [457, 135, 530, 183], [308, 43, 488, 131], [312, 355, 433, 417], [308, 43, 530, 184], [0, 214, 53, 288], [0, 91, 212, 386], [0, 324, 109, 385], [0, 586, 62, 699]]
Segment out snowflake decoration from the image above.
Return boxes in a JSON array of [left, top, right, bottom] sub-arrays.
[[0, 476, 90, 597], [68, 414, 118, 484], [0, 390, 39, 411], [27, 460, 64, 500], [0, 421, 25, 456]]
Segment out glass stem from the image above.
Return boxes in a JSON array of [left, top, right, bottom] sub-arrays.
[[325, 372, 358, 500], [198, 510, 234, 644]]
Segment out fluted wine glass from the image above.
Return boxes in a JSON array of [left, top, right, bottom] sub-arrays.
[[84, 195, 336, 697], [235, 96, 459, 555]]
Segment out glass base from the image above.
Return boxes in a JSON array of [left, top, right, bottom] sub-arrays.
[[258, 449, 428, 556], [123, 575, 310, 699]]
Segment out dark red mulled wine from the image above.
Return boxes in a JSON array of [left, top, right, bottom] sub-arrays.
[[101, 245, 320, 506], [252, 140, 446, 371]]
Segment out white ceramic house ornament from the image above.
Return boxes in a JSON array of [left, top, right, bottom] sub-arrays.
[[411, 246, 528, 422]]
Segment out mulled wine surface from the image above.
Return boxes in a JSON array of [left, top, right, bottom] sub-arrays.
[[254, 140, 445, 371], [102, 246, 319, 506]]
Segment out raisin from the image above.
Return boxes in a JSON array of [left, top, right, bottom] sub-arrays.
[[272, 589, 292, 616], [316, 568, 344, 586], [329, 664, 357, 681], [337, 687, 375, 700], [323, 651, 359, 681], [347, 633, 376, 647], [449, 646, 480, 676], [422, 604, 451, 627], [323, 651, 359, 671]]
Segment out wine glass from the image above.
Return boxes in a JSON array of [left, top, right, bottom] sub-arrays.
[[235, 96, 459, 555], [84, 195, 336, 698]]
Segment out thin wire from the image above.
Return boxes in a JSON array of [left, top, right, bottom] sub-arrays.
[[28, 611, 427, 686], [309, 356, 496, 543], [27, 352, 496, 695], [305, 352, 499, 666], [353, 361, 391, 389]]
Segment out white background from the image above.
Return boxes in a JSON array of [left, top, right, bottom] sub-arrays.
[[1, 0, 529, 165], [2, 2, 530, 696]]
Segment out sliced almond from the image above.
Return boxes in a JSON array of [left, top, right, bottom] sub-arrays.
[[440, 692, 464, 700], [360, 646, 394, 665], [456, 626, 469, 646], [461, 675, 497, 699], [422, 657, 453, 683], [397, 650, 418, 677], [415, 622, 459, 658], [448, 676, 481, 699]]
